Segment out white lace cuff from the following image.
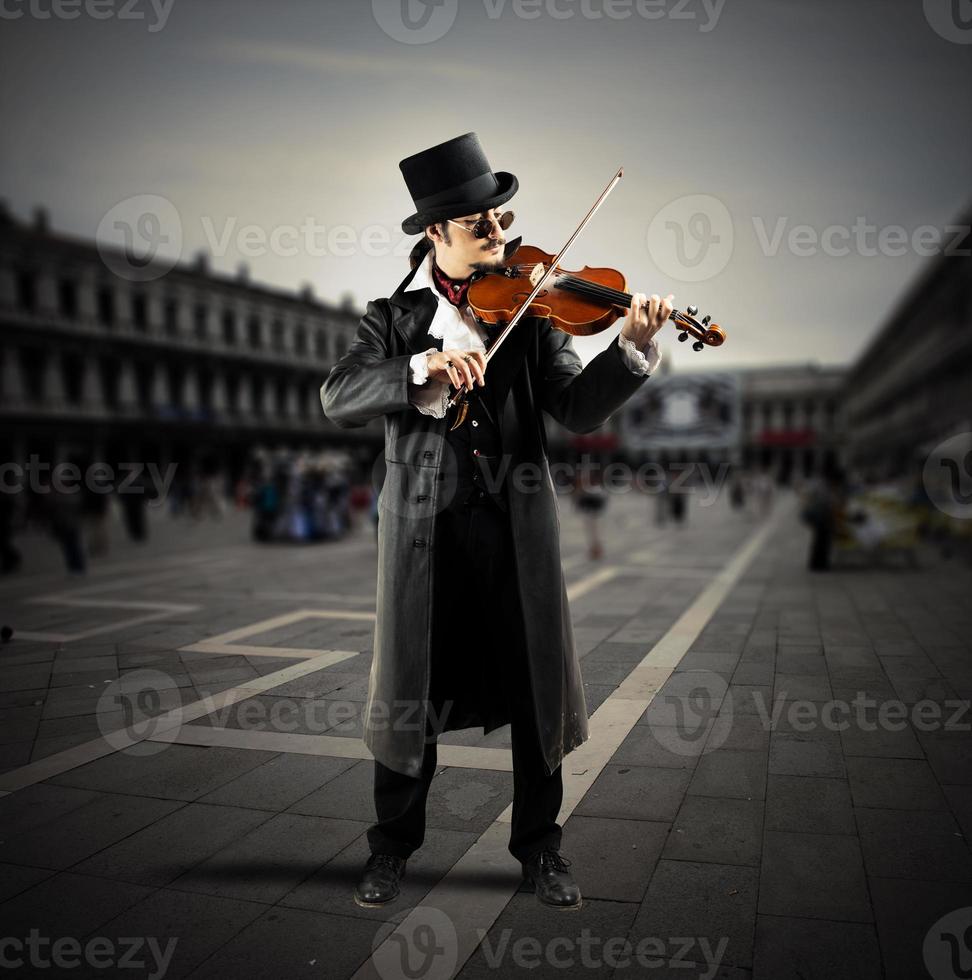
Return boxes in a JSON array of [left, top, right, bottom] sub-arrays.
[[409, 382, 451, 419], [407, 349, 450, 418], [617, 334, 662, 376], [408, 348, 437, 385]]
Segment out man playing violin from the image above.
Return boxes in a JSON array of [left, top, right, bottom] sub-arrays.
[[320, 132, 671, 911]]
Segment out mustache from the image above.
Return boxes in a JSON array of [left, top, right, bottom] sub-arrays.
[[482, 238, 505, 250]]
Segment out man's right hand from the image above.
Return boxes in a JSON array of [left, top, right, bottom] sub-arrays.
[[426, 349, 487, 390]]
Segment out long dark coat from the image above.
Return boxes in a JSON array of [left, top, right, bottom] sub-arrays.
[[320, 264, 651, 778]]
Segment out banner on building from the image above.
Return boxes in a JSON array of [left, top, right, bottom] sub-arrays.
[[620, 372, 741, 452]]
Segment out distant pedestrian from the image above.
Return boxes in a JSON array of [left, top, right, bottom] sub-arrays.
[[574, 467, 607, 560], [802, 471, 846, 571], [0, 492, 22, 574]]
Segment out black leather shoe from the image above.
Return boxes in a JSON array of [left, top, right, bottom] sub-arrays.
[[354, 853, 406, 907], [521, 848, 582, 909]]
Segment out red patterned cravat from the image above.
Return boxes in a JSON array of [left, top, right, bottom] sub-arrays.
[[431, 261, 472, 308]]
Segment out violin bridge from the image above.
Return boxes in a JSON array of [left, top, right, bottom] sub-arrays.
[[528, 263, 544, 287]]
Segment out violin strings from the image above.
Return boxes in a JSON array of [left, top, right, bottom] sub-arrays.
[[501, 264, 682, 322], [505, 264, 632, 306]]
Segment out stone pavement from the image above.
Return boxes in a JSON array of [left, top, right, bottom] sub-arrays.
[[0, 488, 969, 979]]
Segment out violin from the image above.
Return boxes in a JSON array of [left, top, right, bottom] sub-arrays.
[[467, 243, 726, 351], [446, 167, 729, 429]]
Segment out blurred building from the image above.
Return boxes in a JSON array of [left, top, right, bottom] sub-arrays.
[[582, 360, 844, 483], [843, 204, 972, 479], [738, 364, 844, 482], [0, 203, 374, 483]]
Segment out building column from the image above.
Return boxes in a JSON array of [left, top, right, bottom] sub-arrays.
[[41, 351, 67, 411], [1, 347, 26, 408], [182, 368, 200, 414], [0, 266, 15, 309], [36, 268, 58, 315], [262, 379, 276, 418], [210, 372, 228, 416], [80, 355, 103, 414], [286, 383, 299, 420], [237, 375, 254, 417], [151, 363, 170, 414], [117, 358, 140, 415]]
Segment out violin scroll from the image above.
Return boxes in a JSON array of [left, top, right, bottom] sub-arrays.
[[672, 304, 726, 352]]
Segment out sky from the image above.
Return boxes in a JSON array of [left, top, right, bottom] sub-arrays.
[[1, 0, 970, 370]]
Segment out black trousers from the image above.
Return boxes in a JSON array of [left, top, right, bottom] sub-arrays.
[[367, 489, 564, 864]]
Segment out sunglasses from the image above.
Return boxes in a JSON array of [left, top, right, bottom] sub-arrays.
[[446, 211, 515, 239]]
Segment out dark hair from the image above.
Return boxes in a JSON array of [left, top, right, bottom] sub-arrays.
[[407, 222, 450, 270], [408, 236, 432, 271]]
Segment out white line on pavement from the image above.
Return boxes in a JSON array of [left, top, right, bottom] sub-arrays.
[[0, 648, 360, 794], [352, 504, 788, 980], [147, 726, 513, 771]]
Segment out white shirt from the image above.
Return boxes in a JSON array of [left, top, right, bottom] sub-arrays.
[[405, 249, 662, 419]]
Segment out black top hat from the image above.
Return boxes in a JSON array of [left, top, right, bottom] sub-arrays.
[[399, 132, 518, 235]]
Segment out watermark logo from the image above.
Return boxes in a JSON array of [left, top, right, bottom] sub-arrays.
[[372, 906, 458, 980], [97, 669, 184, 756], [651, 669, 732, 756], [478, 927, 728, 973], [646, 194, 734, 282], [372, 0, 459, 44], [0, 0, 175, 32], [373, 0, 725, 41], [0, 931, 177, 978], [923, 0, 972, 43], [923, 432, 972, 520], [96, 194, 182, 282], [923, 907, 972, 980]]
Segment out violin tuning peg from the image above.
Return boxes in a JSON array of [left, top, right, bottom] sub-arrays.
[[687, 304, 698, 316], [701, 314, 711, 326], [678, 332, 688, 342], [693, 341, 705, 352]]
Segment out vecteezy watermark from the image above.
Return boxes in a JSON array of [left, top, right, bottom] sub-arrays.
[[479, 928, 728, 975], [645, 669, 733, 757], [645, 196, 970, 283], [923, 432, 972, 521], [0, 457, 177, 506], [646, 194, 735, 283], [372, 907, 459, 980], [0, 931, 178, 978], [97, 669, 186, 756], [371, 0, 726, 44], [200, 695, 456, 736], [751, 692, 970, 735], [372, 438, 733, 520], [199, 215, 418, 261], [97, 196, 420, 281], [97, 194, 183, 282], [923, 0, 972, 44], [0, 0, 176, 32], [923, 907, 972, 980], [751, 215, 971, 259]]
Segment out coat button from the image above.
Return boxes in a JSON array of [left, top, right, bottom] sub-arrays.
[[412, 538, 426, 548], [423, 451, 434, 459], [471, 420, 479, 427], [472, 449, 481, 456]]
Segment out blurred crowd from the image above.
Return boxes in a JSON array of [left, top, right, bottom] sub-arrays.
[[245, 449, 360, 544], [797, 468, 963, 572], [0, 447, 371, 577]]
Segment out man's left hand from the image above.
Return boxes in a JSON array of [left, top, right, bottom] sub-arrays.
[[620, 292, 674, 350]]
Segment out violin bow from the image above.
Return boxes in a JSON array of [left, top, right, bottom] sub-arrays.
[[447, 166, 625, 430]]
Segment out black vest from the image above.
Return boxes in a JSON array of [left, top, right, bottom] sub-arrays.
[[441, 380, 508, 512]]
